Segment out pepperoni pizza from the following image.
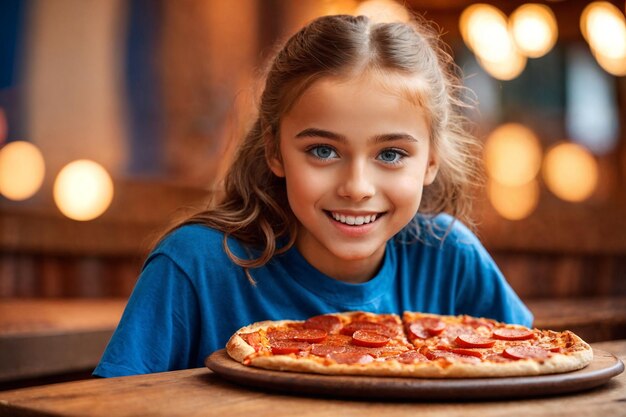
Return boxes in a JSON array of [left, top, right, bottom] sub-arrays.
[[225, 311, 593, 378]]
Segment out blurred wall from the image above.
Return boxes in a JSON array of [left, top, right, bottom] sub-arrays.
[[1, 0, 625, 300], [25, 0, 129, 182]]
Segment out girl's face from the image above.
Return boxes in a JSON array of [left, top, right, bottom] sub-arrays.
[[269, 72, 438, 283]]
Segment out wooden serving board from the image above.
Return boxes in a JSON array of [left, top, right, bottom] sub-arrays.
[[205, 349, 624, 400]]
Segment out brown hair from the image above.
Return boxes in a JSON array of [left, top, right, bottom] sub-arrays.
[[159, 14, 481, 282]]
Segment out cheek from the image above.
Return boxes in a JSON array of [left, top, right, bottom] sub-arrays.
[[386, 175, 424, 212], [284, 164, 328, 208]]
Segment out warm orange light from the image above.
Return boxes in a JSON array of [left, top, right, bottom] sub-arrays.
[[460, 4, 507, 53], [355, 0, 410, 23], [488, 179, 539, 220], [460, 4, 526, 80], [542, 143, 599, 202], [321, 0, 359, 16], [593, 49, 626, 76], [461, 4, 511, 62], [510, 4, 558, 58], [484, 124, 542, 186], [0, 141, 45, 201], [53, 159, 114, 221], [478, 51, 527, 81], [581, 2, 626, 61]]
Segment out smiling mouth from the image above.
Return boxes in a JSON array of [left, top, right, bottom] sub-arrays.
[[324, 211, 385, 226]]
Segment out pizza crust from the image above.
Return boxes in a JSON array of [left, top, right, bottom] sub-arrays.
[[225, 312, 594, 378], [247, 347, 592, 378], [226, 319, 300, 363]]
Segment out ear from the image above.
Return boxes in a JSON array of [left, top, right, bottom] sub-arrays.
[[265, 134, 285, 178], [423, 153, 439, 186]]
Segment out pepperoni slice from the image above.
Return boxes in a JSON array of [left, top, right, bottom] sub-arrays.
[[289, 328, 328, 343], [455, 334, 495, 348], [310, 344, 346, 357], [450, 348, 483, 359], [422, 318, 446, 335], [408, 322, 429, 340], [352, 329, 390, 347], [328, 351, 374, 365], [408, 318, 446, 339], [303, 315, 342, 333], [269, 341, 310, 355], [503, 346, 551, 360], [441, 323, 475, 341], [240, 332, 262, 351], [324, 334, 353, 346], [492, 328, 536, 341], [340, 321, 390, 337], [266, 329, 294, 341]]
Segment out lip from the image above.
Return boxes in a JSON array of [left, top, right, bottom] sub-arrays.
[[324, 210, 384, 237], [327, 210, 383, 216]]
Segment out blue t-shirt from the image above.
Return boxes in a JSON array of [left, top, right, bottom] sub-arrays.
[[94, 214, 532, 377]]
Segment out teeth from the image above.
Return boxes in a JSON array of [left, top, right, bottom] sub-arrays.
[[331, 212, 379, 225]]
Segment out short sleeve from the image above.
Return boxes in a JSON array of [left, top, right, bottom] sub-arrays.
[[93, 254, 200, 377]]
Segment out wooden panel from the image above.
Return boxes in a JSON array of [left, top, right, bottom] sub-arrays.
[[527, 297, 626, 342], [492, 252, 626, 299], [0, 254, 141, 298], [0, 299, 125, 382], [0, 180, 208, 255]]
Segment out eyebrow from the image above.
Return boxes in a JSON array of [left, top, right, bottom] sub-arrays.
[[294, 128, 420, 144]]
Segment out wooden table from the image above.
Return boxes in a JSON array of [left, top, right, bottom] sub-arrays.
[[0, 340, 624, 417]]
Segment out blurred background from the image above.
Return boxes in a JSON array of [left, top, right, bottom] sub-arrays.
[[0, 0, 625, 388]]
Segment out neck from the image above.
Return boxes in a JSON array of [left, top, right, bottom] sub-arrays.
[[295, 240, 386, 284]]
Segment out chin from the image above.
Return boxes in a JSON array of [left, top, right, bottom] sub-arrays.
[[329, 246, 382, 262]]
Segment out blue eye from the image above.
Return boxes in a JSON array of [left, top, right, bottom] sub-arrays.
[[377, 149, 404, 164], [308, 145, 338, 160]]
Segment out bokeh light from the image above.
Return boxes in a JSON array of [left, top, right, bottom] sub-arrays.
[[484, 123, 543, 186], [581, 2, 626, 60], [510, 4, 558, 58], [53, 159, 114, 221], [0, 141, 46, 201], [461, 4, 510, 62], [460, 4, 526, 80], [355, 0, 410, 23], [488, 179, 540, 220], [593, 49, 626, 76], [542, 143, 599, 202], [460, 4, 506, 52], [477, 51, 527, 81]]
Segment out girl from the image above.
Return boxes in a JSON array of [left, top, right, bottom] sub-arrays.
[[94, 14, 532, 377]]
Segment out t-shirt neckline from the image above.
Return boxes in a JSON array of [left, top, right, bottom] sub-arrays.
[[276, 241, 396, 306]]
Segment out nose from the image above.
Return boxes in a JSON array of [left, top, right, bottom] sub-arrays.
[[337, 159, 375, 201]]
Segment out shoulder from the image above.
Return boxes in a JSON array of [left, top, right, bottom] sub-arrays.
[[148, 224, 248, 272], [156, 224, 249, 255], [156, 224, 224, 250], [399, 213, 483, 252]]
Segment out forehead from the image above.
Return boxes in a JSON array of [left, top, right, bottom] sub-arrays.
[[281, 71, 431, 139]]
